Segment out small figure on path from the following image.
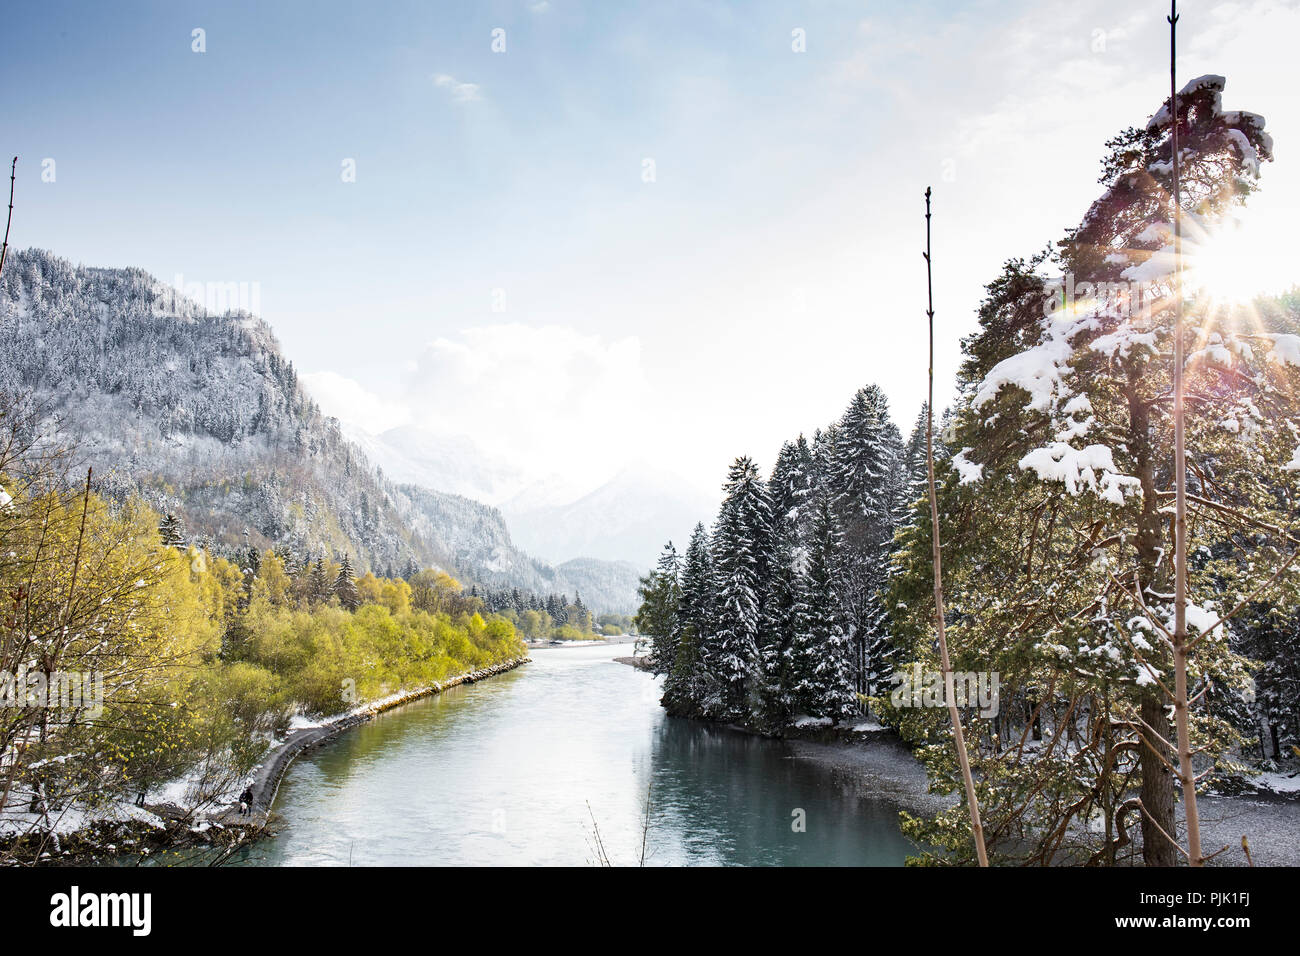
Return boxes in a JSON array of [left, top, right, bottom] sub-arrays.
[[239, 786, 254, 815]]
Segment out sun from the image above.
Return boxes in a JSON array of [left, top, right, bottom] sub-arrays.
[[1184, 215, 1282, 307]]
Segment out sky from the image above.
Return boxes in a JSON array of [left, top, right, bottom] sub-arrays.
[[4, 0, 1297, 502]]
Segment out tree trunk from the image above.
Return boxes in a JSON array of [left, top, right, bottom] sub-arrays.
[[1139, 693, 1178, 866], [1129, 376, 1179, 866]]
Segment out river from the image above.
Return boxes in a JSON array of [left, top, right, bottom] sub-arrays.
[[235, 642, 914, 866]]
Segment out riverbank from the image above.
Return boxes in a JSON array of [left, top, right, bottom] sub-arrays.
[[526, 634, 639, 649], [612, 654, 654, 671], [237, 656, 531, 824], [613, 658, 1300, 865], [1, 656, 531, 865]]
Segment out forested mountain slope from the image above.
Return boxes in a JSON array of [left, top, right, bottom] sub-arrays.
[[0, 249, 639, 611]]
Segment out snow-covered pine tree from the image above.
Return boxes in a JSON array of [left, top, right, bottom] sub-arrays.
[[893, 74, 1285, 866], [158, 512, 186, 549], [1233, 605, 1300, 761], [832, 385, 904, 697], [335, 553, 360, 611], [769, 436, 815, 526], [711, 456, 773, 718], [635, 542, 681, 673], [664, 522, 716, 714], [895, 405, 931, 525], [788, 482, 855, 721], [810, 425, 839, 493], [834, 385, 902, 535], [238, 532, 262, 609], [759, 501, 799, 728], [309, 558, 333, 605]]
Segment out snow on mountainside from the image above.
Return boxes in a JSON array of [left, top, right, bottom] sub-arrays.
[[346, 423, 532, 504], [503, 464, 719, 568], [393, 484, 641, 613], [344, 414, 713, 570], [0, 249, 640, 611]]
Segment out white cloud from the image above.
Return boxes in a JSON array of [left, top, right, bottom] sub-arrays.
[[432, 73, 481, 103], [302, 370, 412, 433], [403, 324, 652, 480]]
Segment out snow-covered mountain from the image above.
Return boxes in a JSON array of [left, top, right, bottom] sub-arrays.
[[349, 420, 716, 569], [346, 424, 532, 504], [502, 464, 719, 568], [394, 484, 641, 612], [344, 421, 588, 509], [0, 249, 641, 611]]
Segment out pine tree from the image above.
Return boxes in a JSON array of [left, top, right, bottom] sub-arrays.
[[892, 75, 1281, 866], [711, 456, 773, 717], [665, 522, 716, 713], [769, 436, 814, 526], [759, 449, 811, 725], [636, 543, 681, 673], [573, 591, 590, 632], [833, 385, 902, 538], [309, 558, 332, 605], [335, 553, 360, 611], [896, 404, 931, 524], [1234, 606, 1300, 760], [755, 526, 795, 725], [789, 484, 855, 720], [832, 385, 904, 698], [158, 513, 186, 549]]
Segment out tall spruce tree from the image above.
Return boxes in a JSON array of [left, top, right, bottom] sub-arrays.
[[832, 385, 904, 697], [636, 543, 681, 673], [788, 483, 855, 719], [665, 522, 717, 714], [309, 558, 332, 605], [770, 436, 815, 524], [335, 554, 360, 611], [711, 456, 773, 717]]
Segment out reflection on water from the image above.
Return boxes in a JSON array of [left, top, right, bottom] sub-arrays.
[[237, 642, 912, 866]]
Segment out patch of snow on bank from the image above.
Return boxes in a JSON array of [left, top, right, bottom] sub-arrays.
[[792, 715, 833, 728], [1254, 771, 1300, 794]]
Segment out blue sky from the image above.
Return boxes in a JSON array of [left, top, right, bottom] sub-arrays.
[[4, 0, 1297, 498]]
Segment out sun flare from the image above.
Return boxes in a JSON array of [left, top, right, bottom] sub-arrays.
[[1185, 218, 1281, 306]]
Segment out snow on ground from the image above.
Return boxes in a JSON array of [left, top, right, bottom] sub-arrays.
[[1251, 770, 1300, 795], [1, 794, 166, 838], [792, 715, 833, 728], [783, 731, 1299, 865]]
